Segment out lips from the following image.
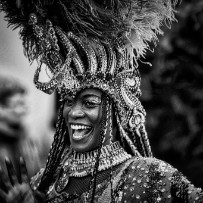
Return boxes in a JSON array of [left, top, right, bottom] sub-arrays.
[[71, 124, 93, 141]]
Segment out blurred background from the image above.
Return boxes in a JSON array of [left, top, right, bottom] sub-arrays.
[[140, 0, 203, 188], [0, 0, 203, 188]]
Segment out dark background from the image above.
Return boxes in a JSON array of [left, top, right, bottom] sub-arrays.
[[140, 0, 203, 188]]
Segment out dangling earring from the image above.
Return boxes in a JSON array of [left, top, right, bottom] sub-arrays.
[[128, 107, 153, 157], [115, 109, 141, 157], [129, 108, 145, 134]]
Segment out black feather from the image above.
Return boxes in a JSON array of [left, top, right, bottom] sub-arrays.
[[0, 0, 178, 61]]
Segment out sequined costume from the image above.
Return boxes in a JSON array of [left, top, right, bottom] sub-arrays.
[[31, 148, 203, 202], [1, 0, 203, 203]]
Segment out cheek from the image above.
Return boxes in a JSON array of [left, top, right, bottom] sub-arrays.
[[88, 108, 102, 124], [63, 107, 70, 121]]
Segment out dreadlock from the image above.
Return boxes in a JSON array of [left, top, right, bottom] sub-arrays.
[[139, 124, 152, 157], [88, 94, 109, 203], [131, 131, 146, 156], [108, 100, 116, 202], [38, 101, 68, 192]]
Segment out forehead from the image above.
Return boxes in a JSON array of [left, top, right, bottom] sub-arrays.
[[76, 88, 102, 98]]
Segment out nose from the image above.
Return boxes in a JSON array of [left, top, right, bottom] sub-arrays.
[[69, 103, 85, 119]]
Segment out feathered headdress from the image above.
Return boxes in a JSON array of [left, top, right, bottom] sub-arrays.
[[0, 0, 178, 130], [0, 0, 177, 59]]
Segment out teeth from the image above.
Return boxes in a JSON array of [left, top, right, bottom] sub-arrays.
[[71, 124, 91, 130], [73, 132, 84, 140], [70, 124, 92, 140], [72, 128, 92, 140]]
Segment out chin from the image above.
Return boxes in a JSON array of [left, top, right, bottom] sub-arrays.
[[71, 143, 88, 153], [71, 143, 97, 153], [70, 136, 95, 153]]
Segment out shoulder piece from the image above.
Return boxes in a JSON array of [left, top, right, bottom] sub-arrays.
[[120, 157, 203, 202], [170, 170, 203, 202]]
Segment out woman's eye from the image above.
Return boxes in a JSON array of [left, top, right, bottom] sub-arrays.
[[65, 99, 73, 106], [83, 101, 99, 108]]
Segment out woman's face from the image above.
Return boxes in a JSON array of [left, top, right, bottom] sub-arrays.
[[63, 88, 104, 152]]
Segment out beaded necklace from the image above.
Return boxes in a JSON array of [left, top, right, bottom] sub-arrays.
[[54, 141, 132, 193]]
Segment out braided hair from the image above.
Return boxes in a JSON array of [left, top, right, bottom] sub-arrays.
[[88, 94, 109, 202], [38, 102, 67, 192]]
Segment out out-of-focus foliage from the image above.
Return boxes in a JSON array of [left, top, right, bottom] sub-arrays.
[[140, 0, 203, 188]]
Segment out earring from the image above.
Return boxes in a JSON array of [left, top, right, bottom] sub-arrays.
[[115, 111, 141, 157], [129, 108, 145, 134]]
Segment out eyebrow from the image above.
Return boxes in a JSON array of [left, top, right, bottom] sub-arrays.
[[81, 94, 102, 99], [64, 93, 101, 101]]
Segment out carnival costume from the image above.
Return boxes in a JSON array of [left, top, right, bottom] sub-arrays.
[[0, 0, 203, 202]]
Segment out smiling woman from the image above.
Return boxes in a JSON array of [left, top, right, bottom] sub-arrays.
[[0, 0, 203, 203], [63, 89, 103, 152]]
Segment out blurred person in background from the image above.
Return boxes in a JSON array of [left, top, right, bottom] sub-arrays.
[[0, 75, 52, 203], [0, 76, 29, 202], [0, 76, 28, 173], [0, 75, 52, 178]]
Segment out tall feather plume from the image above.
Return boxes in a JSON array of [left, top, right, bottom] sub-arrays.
[[0, 0, 179, 62]]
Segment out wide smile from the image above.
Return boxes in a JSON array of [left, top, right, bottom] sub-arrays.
[[70, 124, 93, 141]]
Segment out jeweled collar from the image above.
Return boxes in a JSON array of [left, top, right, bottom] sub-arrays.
[[48, 142, 132, 195], [63, 141, 132, 177]]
